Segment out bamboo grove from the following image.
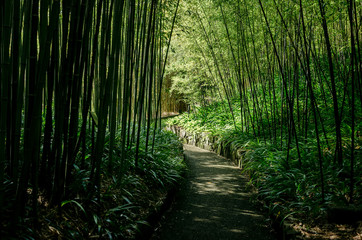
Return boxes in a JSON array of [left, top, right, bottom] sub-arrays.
[[0, 0, 180, 233], [168, 0, 361, 203]]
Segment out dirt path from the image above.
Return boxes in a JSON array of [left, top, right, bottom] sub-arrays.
[[151, 144, 276, 240]]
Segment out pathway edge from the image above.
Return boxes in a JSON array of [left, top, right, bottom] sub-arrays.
[[167, 125, 301, 240]]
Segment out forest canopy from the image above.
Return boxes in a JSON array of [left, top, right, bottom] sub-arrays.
[[166, 0, 361, 205], [0, 0, 361, 238]]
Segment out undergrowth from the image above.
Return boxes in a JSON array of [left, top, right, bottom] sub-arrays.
[[167, 100, 362, 224], [14, 128, 185, 239]]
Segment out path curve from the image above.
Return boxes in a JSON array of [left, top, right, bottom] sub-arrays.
[[151, 144, 276, 240]]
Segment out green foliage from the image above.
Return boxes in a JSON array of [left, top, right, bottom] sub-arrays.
[[169, 100, 362, 222], [166, 0, 362, 220], [0, 0, 183, 238], [36, 127, 185, 239], [167, 100, 236, 134]]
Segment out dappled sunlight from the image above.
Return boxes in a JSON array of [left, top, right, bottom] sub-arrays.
[[184, 144, 250, 196], [230, 229, 244, 233], [200, 164, 237, 169], [153, 144, 275, 239], [193, 217, 213, 223], [190, 176, 246, 194]]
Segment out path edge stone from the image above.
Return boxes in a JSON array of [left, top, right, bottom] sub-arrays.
[[166, 125, 302, 240], [134, 179, 183, 240]]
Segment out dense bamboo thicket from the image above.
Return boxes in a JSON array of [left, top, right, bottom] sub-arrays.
[[1, 0, 361, 237], [0, 0, 180, 236], [167, 0, 361, 204]]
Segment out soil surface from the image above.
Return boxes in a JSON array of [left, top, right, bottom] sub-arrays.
[[151, 144, 276, 240]]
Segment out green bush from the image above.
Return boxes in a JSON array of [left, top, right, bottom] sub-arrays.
[[167, 100, 362, 222]]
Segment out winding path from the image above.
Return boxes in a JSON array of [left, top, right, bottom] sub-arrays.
[[151, 144, 276, 240]]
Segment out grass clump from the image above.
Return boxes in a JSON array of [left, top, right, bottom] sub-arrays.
[[166, 100, 362, 224], [12, 128, 185, 240]]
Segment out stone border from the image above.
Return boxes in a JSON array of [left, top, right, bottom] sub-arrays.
[[166, 125, 301, 240], [166, 125, 246, 167], [134, 184, 180, 240]]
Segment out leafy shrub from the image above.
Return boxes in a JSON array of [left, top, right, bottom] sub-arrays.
[[167, 99, 362, 223]]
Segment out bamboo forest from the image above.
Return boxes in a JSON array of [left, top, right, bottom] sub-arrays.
[[0, 0, 361, 239]]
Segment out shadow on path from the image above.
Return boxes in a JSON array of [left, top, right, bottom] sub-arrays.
[[151, 144, 277, 240]]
